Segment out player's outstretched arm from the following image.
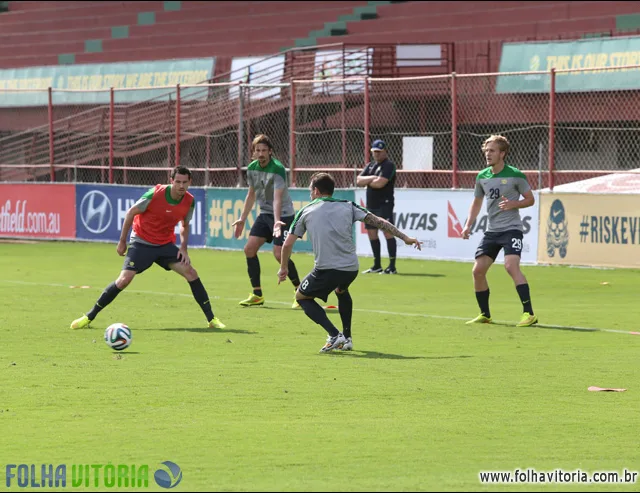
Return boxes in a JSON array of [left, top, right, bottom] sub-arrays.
[[461, 196, 483, 239], [278, 233, 298, 283], [232, 186, 256, 238], [177, 220, 190, 265], [273, 187, 285, 237], [363, 214, 421, 250], [117, 205, 143, 256]]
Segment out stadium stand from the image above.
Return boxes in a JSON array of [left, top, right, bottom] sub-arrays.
[[0, 1, 371, 68], [2, 1, 640, 184], [313, 1, 640, 73], [1, 1, 639, 73]]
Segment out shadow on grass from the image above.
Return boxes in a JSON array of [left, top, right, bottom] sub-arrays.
[[331, 351, 473, 360], [152, 327, 259, 335], [251, 306, 300, 311], [491, 321, 598, 333], [329, 351, 412, 360], [395, 273, 446, 278], [534, 324, 597, 333]]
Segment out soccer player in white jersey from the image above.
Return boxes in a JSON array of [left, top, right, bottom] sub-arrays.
[[461, 135, 538, 327], [277, 172, 421, 353]]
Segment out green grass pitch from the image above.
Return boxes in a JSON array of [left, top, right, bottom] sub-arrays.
[[1, 241, 639, 491]]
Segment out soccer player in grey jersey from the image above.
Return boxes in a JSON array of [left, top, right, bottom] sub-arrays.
[[232, 134, 301, 308], [277, 172, 421, 353], [461, 135, 538, 327]]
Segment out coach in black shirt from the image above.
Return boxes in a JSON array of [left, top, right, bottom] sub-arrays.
[[356, 139, 397, 274]]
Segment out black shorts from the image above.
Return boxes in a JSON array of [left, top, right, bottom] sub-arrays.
[[123, 241, 180, 274], [364, 203, 394, 231], [249, 213, 295, 246], [298, 268, 359, 302], [475, 230, 524, 261]]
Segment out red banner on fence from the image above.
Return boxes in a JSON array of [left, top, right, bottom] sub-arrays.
[[0, 184, 75, 239]]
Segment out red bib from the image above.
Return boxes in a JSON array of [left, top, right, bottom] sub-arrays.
[[133, 184, 193, 244]]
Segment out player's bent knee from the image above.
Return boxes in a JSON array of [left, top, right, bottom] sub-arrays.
[[473, 256, 493, 277], [472, 264, 487, 279], [504, 261, 520, 276], [179, 266, 198, 281], [295, 292, 312, 301], [116, 271, 135, 289]]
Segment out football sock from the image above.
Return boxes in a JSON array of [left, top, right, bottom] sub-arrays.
[[369, 239, 381, 268], [287, 258, 300, 288], [189, 277, 215, 322], [475, 289, 491, 318], [335, 290, 353, 339], [246, 256, 262, 296], [386, 238, 397, 270], [516, 283, 533, 314], [298, 299, 340, 337], [87, 281, 122, 320]]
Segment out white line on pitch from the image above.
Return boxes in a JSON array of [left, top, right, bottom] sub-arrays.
[[2, 279, 638, 336]]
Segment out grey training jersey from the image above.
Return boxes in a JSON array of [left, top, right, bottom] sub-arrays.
[[474, 165, 531, 232], [290, 198, 368, 271], [246, 158, 295, 216]]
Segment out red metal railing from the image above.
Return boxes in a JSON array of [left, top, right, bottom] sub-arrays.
[[2, 62, 640, 190]]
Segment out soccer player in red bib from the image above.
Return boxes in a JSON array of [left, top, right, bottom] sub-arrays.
[[70, 166, 226, 330]]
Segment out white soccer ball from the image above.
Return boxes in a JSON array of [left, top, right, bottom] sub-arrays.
[[104, 323, 133, 351]]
